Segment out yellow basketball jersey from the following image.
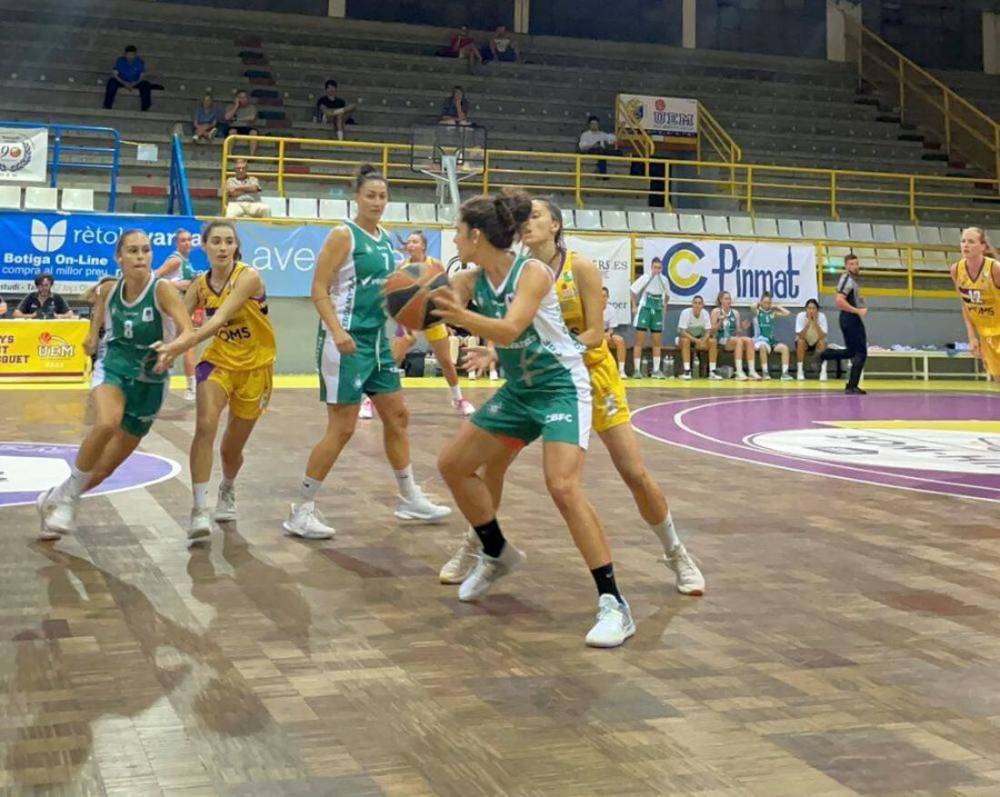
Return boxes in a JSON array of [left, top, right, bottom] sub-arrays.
[[553, 250, 610, 368], [956, 257, 1000, 338], [195, 262, 277, 371]]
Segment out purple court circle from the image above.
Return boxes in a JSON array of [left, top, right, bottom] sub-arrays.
[[0, 441, 180, 508], [631, 392, 1000, 503]]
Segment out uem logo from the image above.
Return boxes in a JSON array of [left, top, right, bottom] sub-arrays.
[[664, 242, 707, 297], [36, 332, 75, 359], [30, 219, 67, 253]]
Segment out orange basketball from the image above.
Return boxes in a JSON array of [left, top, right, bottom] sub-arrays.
[[383, 262, 449, 330]]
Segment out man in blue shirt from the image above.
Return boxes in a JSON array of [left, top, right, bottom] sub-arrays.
[[103, 45, 154, 111]]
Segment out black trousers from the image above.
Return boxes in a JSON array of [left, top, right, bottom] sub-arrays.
[[104, 78, 152, 111], [822, 312, 867, 389]]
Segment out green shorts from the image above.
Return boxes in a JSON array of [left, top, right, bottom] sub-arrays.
[[100, 370, 169, 438], [470, 382, 592, 449], [636, 300, 664, 332], [317, 325, 401, 405]]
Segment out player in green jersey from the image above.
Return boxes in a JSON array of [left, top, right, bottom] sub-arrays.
[[750, 291, 792, 380], [434, 189, 635, 648], [36, 229, 194, 540]]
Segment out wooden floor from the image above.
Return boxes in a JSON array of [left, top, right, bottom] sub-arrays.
[[3, 383, 1000, 796]]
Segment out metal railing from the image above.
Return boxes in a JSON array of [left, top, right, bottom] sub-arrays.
[[845, 15, 1000, 184], [222, 134, 1000, 224], [0, 119, 121, 211], [696, 102, 742, 165], [168, 133, 193, 216], [614, 97, 654, 159]]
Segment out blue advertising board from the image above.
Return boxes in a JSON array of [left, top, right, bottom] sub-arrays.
[[0, 211, 205, 295]]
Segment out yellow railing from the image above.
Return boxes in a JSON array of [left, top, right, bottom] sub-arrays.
[[613, 97, 654, 159], [222, 134, 1000, 223], [696, 101, 742, 165], [845, 14, 1000, 184]]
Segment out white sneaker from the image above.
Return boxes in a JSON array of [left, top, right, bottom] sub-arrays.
[[681, 372, 692, 380], [282, 501, 335, 539], [36, 487, 63, 541], [761, 371, 771, 380], [709, 372, 724, 380], [749, 371, 762, 381], [395, 490, 451, 522], [184, 387, 196, 401], [796, 371, 805, 381], [819, 371, 829, 382], [735, 372, 749, 381], [453, 398, 475, 416], [439, 528, 481, 584], [663, 544, 705, 596], [214, 483, 237, 522], [458, 543, 526, 601], [358, 395, 374, 419], [652, 371, 666, 380], [187, 508, 212, 545], [489, 369, 499, 381], [467, 370, 479, 380], [780, 372, 794, 381], [585, 594, 636, 648]]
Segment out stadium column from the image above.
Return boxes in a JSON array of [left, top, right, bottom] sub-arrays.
[[826, 0, 861, 62], [327, 0, 345, 17], [985, 11, 999, 74], [514, 0, 529, 34], [682, 0, 695, 48]]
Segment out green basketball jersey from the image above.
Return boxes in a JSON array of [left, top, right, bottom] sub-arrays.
[[102, 275, 169, 383], [716, 308, 738, 341], [167, 250, 195, 282], [327, 219, 396, 333], [755, 307, 776, 345], [472, 255, 588, 391]]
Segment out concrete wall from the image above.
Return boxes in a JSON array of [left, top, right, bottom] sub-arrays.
[[696, 0, 828, 59], [345, 0, 514, 29]]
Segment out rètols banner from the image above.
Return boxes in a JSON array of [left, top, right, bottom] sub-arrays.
[[0, 212, 204, 294], [236, 222, 441, 297], [0, 127, 47, 182], [642, 237, 818, 306]]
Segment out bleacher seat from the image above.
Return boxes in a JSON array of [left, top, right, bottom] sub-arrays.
[[288, 197, 318, 219], [0, 185, 21, 209], [729, 216, 754, 237], [652, 212, 680, 233], [60, 188, 94, 212], [939, 227, 962, 246], [679, 214, 705, 234], [23, 186, 58, 210], [753, 218, 779, 237], [824, 221, 850, 240], [871, 224, 896, 243], [777, 219, 803, 238], [802, 220, 826, 240], [626, 211, 653, 232], [574, 209, 601, 230], [703, 215, 729, 236], [894, 224, 920, 244], [319, 198, 348, 220], [261, 196, 288, 218], [917, 226, 943, 245], [601, 210, 628, 231], [408, 202, 436, 223], [848, 223, 874, 242], [383, 202, 408, 222]]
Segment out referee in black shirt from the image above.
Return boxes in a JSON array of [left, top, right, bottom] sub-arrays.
[[821, 253, 869, 394]]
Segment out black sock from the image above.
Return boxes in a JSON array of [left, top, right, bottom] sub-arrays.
[[473, 518, 506, 558], [591, 562, 622, 602]]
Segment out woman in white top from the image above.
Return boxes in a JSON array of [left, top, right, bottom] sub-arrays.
[[794, 298, 829, 381]]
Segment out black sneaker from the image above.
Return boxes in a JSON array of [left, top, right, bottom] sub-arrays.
[[845, 387, 867, 395]]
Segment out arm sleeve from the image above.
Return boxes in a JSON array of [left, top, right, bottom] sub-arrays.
[[836, 273, 850, 295], [677, 308, 690, 331]]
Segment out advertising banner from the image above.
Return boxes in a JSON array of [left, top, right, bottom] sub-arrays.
[[642, 237, 818, 306], [0, 212, 204, 295], [564, 234, 632, 327], [0, 319, 90, 380], [617, 95, 698, 140], [0, 127, 47, 182]]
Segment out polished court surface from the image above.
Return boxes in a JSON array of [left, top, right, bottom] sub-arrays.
[[2, 379, 1000, 796]]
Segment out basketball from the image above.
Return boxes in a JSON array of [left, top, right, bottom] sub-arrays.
[[383, 261, 450, 330]]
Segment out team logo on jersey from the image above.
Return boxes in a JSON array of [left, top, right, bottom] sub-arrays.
[[631, 393, 1000, 503], [0, 442, 179, 507], [142, 307, 154, 322]]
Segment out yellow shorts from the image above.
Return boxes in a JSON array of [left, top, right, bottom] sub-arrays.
[[199, 362, 273, 420], [587, 345, 631, 433], [425, 322, 449, 343], [981, 335, 1000, 379]]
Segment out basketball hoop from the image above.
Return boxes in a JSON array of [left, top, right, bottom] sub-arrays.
[[410, 124, 487, 223]]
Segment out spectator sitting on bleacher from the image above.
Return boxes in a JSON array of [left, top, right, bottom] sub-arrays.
[[192, 94, 220, 143], [439, 26, 482, 73], [484, 25, 520, 63], [578, 116, 619, 175], [13, 274, 75, 319], [103, 45, 159, 112], [439, 86, 472, 126], [224, 159, 270, 219], [223, 90, 260, 156], [677, 295, 720, 380], [795, 298, 829, 381], [750, 291, 792, 380], [602, 286, 626, 377], [315, 80, 357, 141]]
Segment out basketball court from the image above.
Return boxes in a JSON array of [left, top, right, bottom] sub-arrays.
[[3, 377, 1000, 795]]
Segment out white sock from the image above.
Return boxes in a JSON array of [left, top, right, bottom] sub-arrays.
[[618, 362, 625, 376], [449, 383, 463, 401], [633, 357, 641, 374], [336, 130, 344, 140], [709, 363, 716, 373], [735, 358, 744, 373], [186, 376, 196, 390], [220, 476, 235, 492], [683, 362, 691, 373], [650, 511, 682, 552], [654, 356, 662, 372], [394, 464, 418, 500], [820, 362, 828, 376], [782, 364, 789, 375], [299, 476, 321, 502], [797, 364, 804, 375], [193, 482, 210, 510], [57, 463, 91, 501]]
